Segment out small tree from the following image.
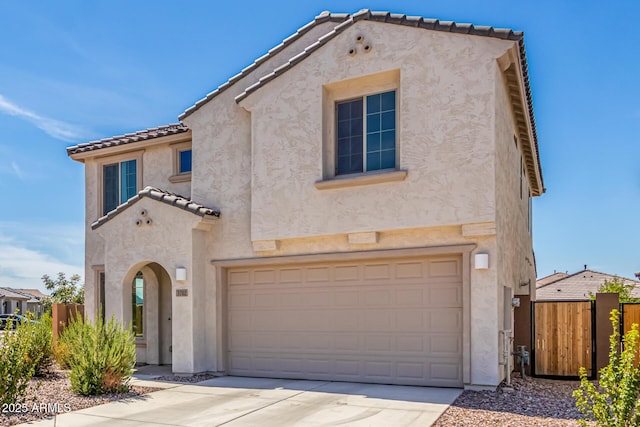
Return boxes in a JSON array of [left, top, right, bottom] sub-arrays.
[[589, 277, 639, 303], [41, 272, 84, 305], [574, 309, 640, 425]]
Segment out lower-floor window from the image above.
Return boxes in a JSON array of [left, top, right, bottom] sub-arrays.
[[132, 271, 144, 337]]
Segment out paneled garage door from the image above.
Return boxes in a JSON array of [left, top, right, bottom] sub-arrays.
[[227, 255, 463, 387]]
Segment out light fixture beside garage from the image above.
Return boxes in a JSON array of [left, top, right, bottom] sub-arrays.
[[474, 253, 489, 270], [175, 267, 187, 282]]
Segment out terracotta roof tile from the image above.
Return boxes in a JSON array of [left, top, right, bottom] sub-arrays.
[[92, 186, 220, 230], [67, 123, 189, 156]]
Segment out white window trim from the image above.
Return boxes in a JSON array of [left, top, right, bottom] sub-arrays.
[[96, 150, 143, 218]]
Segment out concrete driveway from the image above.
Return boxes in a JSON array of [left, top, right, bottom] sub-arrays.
[[16, 377, 461, 427]]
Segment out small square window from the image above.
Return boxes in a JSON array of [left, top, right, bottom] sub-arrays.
[[336, 90, 396, 175], [179, 149, 192, 173]]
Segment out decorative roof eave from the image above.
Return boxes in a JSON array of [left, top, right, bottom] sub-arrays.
[[229, 10, 543, 193], [67, 123, 190, 158], [91, 186, 220, 230]]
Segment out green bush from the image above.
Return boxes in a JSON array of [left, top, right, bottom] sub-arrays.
[[574, 309, 640, 426], [21, 312, 53, 376], [59, 314, 136, 395], [0, 318, 37, 405]]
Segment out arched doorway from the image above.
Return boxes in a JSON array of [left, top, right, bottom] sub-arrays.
[[124, 262, 172, 365]]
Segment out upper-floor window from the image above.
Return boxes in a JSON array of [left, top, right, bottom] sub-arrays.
[[336, 90, 396, 175], [103, 159, 137, 214], [179, 149, 192, 173]]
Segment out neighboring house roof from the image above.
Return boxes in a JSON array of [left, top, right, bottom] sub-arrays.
[[66, 123, 189, 156], [92, 186, 220, 230], [536, 272, 569, 287], [536, 269, 640, 300], [0, 287, 30, 300], [15, 289, 48, 300]]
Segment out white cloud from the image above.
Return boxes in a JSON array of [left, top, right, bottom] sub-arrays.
[[10, 161, 24, 180], [0, 223, 83, 293], [0, 94, 89, 142]]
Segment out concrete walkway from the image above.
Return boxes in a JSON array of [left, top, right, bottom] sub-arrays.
[[16, 376, 461, 427]]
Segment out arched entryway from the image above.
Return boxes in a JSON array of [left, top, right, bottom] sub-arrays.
[[123, 262, 172, 365]]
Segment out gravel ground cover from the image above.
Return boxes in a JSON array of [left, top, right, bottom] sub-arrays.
[[0, 370, 162, 426], [154, 373, 217, 383], [434, 374, 592, 426]]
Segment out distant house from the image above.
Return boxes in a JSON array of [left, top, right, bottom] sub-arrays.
[[15, 289, 49, 317], [536, 269, 640, 300], [0, 288, 48, 317], [0, 287, 30, 315]]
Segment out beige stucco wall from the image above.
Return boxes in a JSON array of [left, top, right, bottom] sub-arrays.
[[493, 64, 538, 382], [77, 19, 542, 388], [239, 22, 514, 241]]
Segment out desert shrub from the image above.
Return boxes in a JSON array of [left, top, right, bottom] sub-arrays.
[[53, 339, 71, 369], [59, 314, 136, 395], [21, 312, 53, 376], [574, 309, 640, 426], [0, 318, 36, 405]]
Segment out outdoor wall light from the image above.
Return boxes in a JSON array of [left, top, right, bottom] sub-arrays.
[[474, 253, 489, 270], [175, 267, 187, 282]]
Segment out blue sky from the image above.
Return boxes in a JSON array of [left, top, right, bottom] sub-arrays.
[[0, 1, 638, 292]]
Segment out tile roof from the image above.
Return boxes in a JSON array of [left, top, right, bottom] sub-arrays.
[[92, 186, 220, 230], [0, 287, 31, 300], [15, 289, 48, 300], [536, 272, 569, 287], [536, 269, 640, 301], [234, 10, 527, 103], [67, 123, 189, 156]]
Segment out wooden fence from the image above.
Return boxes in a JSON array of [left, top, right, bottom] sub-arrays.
[[521, 295, 640, 378], [533, 301, 593, 377]]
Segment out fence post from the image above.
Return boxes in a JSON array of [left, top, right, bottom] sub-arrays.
[[514, 295, 532, 376], [595, 293, 619, 377]]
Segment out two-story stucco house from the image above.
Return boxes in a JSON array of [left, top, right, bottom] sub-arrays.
[[67, 10, 544, 389]]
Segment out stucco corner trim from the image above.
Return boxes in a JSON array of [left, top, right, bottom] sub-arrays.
[[252, 240, 279, 252], [315, 170, 407, 190], [461, 222, 497, 237], [348, 232, 378, 244], [168, 172, 192, 183]]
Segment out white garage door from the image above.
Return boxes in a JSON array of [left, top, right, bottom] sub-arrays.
[[227, 255, 463, 387]]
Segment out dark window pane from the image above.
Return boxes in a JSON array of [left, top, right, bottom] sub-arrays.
[[179, 149, 192, 173], [367, 132, 381, 152], [338, 120, 350, 137], [367, 114, 380, 133], [381, 111, 395, 131], [367, 152, 380, 171], [381, 130, 395, 150], [350, 153, 363, 173], [337, 103, 350, 121], [367, 94, 381, 114], [103, 164, 119, 215], [381, 91, 395, 111], [350, 118, 363, 136], [351, 137, 363, 154], [337, 156, 351, 174], [381, 149, 396, 169], [336, 98, 364, 175], [120, 160, 137, 203]]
